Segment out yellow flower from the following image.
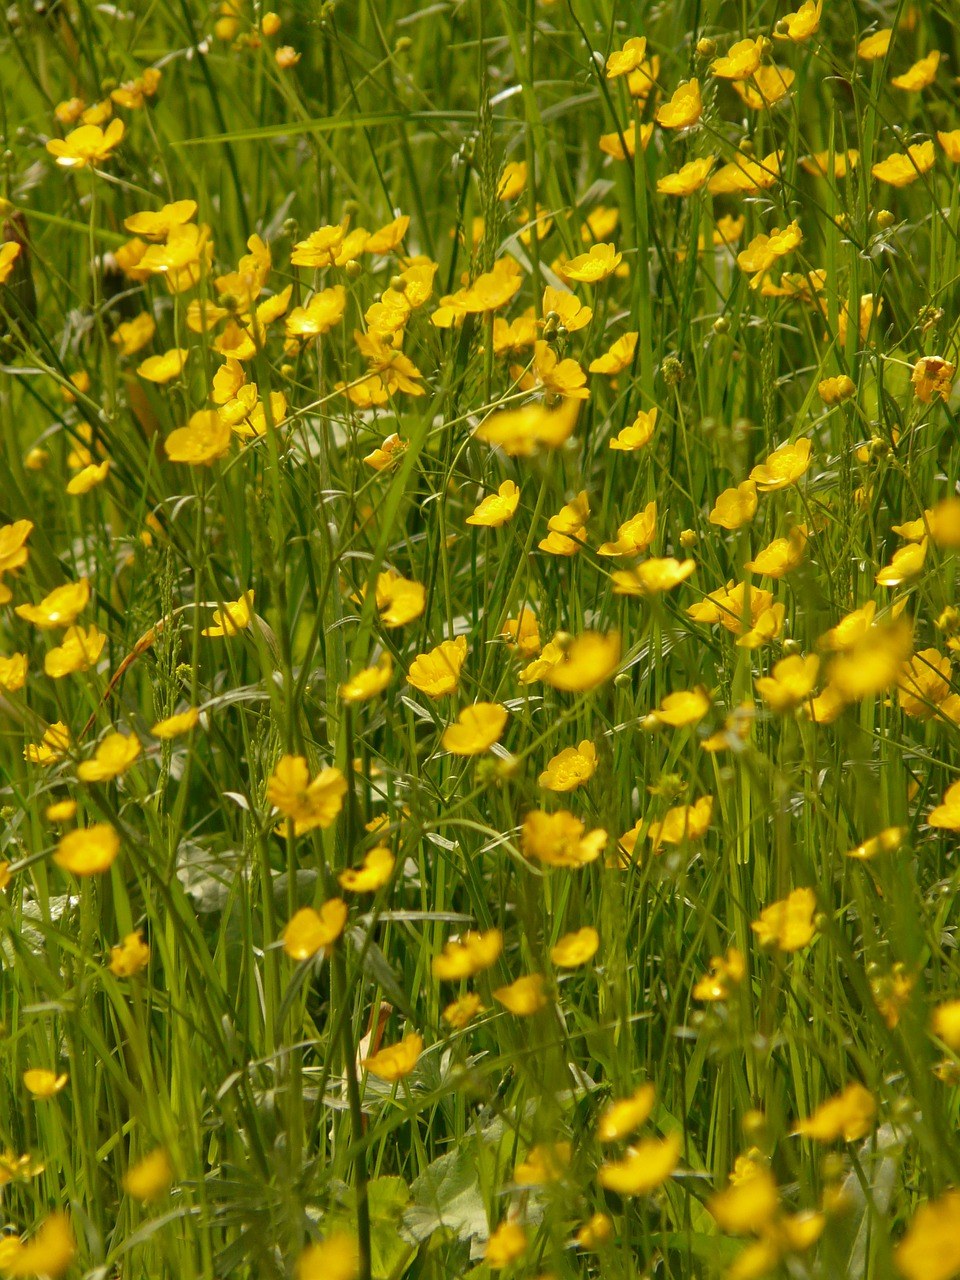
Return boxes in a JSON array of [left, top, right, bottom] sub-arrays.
[[203, 590, 254, 636], [845, 826, 905, 861], [598, 1132, 682, 1195], [543, 630, 621, 691], [876, 538, 927, 587], [407, 636, 468, 699], [932, 998, 960, 1049], [501, 607, 541, 658], [0, 1212, 75, 1279], [656, 157, 715, 196], [871, 141, 935, 187], [76, 731, 141, 782], [818, 374, 856, 405], [751, 887, 817, 951], [515, 1141, 571, 1185], [528, 339, 589, 400], [291, 222, 347, 267], [137, 347, 189, 383], [912, 355, 955, 403], [692, 947, 746, 1000], [55, 824, 120, 875], [339, 652, 394, 703], [749, 437, 811, 490], [857, 29, 892, 60], [539, 488, 589, 555], [826, 618, 913, 702], [709, 1163, 779, 1233], [0, 519, 33, 583], [709, 481, 757, 530], [267, 755, 347, 835], [496, 161, 527, 200], [598, 501, 656, 557], [493, 973, 547, 1015], [610, 407, 657, 450], [606, 35, 647, 79], [539, 740, 597, 792], [66, 459, 111, 496], [46, 117, 125, 167], [938, 129, 960, 163], [708, 151, 783, 196], [165, 409, 232, 465], [109, 930, 151, 976], [433, 928, 502, 980], [44, 799, 76, 823], [598, 1083, 656, 1142], [733, 65, 795, 109], [647, 795, 713, 848], [442, 992, 484, 1028], [466, 480, 519, 528], [285, 286, 347, 338], [295, 1234, 359, 1280], [364, 570, 426, 627], [123, 199, 197, 240], [150, 707, 200, 738], [543, 284, 593, 331], [652, 688, 710, 727], [898, 648, 951, 719], [891, 50, 939, 92], [441, 702, 507, 755], [362, 1031, 423, 1081], [896, 1192, 960, 1280], [282, 901, 349, 959], [474, 398, 579, 457], [793, 1084, 875, 1143], [801, 149, 859, 178], [0, 653, 28, 692], [484, 1221, 527, 1269], [744, 526, 808, 578], [364, 214, 410, 254], [929, 780, 960, 830], [0, 241, 22, 285], [755, 654, 819, 713], [611, 557, 696, 595], [598, 121, 654, 161], [522, 809, 607, 868], [562, 242, 622, 284], [655, 79, 702, 129], [589, 331, 638, 374], [24, 721, 71, 766], [550, 926, 599, 968], [15, 578, 90, 629], [22, 1069, 68, 1098], [123, 1148, 173, 1201], [737, 222, 803, 288], [711, 37, 764, 80], [576, 1213, 614, 1249], [776, 1, 821, 42], [338, 845, 394, 892]]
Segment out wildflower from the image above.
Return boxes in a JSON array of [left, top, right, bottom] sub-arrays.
[[598, 501, 656, 556], [756, 654, 819, 712], [606, 36, 647, 79], [542, 630, 621, 691], [896, 1192, 960, 1280], [493, 974, 547, 1015], [827, 618, 913, 702], [515, 1142, 571, 1185], [338, 845, 394, 893], [611, 557, 696, 595], [708, 151, 783, 195], [598, 1132, 682, 1195], [550, 926, 599, 968], [497, 161, 527, 200], [267, 755, 347, 835], [737, 223, 803, 288], [932, 999, 960, 1049], [526, 340, 589, 400], [55, 824, 120, 876], [751, 887, 817, 951], [282, 901, 348, 960], [466, 480, 520, 527], [656, 157, 715, 196], [749, 438, 811, 490], [598, 1084, 655, 1141], [285, 286, 347, 338], [123, 200, 196, 240], [845, 826, 905, 861], [137, 348, 188, 383], [876, 538, 927, 587], [912, 356, 955, 403], [150, 707, 200, 738], [501, 608, 541, 657], [598, 121, 654, 161], [928, 781, 960, 830], [364, 571, 425, 627], [46, 118, 125, 167], [15, 578, 90, 629], [66, 460, 111, 496], [0, 654, 28, 692], [709, 481, 757, 530], [485, 1222, 527, 1269], [652, 688, 710, 727], [203, 591, 254, 636], [818, 374, 856, 405], [407, 636, 467, 699], [433, 929, 502, 980], [0, 241, 21, 286], [711, 38, 764, 80], [24, 722, 70, 766], [296, 1234, 358, 1280], [576, 1214, 614, 1249], [522, 810, 606, 868], [123, 1149, 173, 1201], [891, 51, 939, 92], [539, 741, 597, 791], [77, 732, 141, 782], [928, 499, 960, 547], [655, 79, 702, 129], [898, 649, 951, 719], [543, 284, 593, 331], [734, 65, 795, 109], [22, 1069, 68, 1098], [474, 398, 579, 456], [693, 947, 746, 1001], [793, 1084, 876, 1143], [562, 242, 622, 284], [0, 1212, 75, 1278], [610, 407, 657, 450], [363, 1031, 423, 1081], [165, 410, 232, 465], [871, 141, 935, 186], [802, 150, 859, 178], [589, 331, 637, 374], [443, 993, 484, 1028], [647, 795, 713, 848], [339, 653, 393, 703], [109, 931, 150, 976], [744, 527, 808, 578], [364, 215, 410, 254], [441, 703, 507, 755], [776, 1, 821, 42], [45, 800, 76, 826], [938, 130, 960, 163], [291, 223, 347, 268], [857, 29, 892, 61]]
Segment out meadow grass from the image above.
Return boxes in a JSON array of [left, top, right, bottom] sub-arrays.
[[1, 1, 960, 1278]]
